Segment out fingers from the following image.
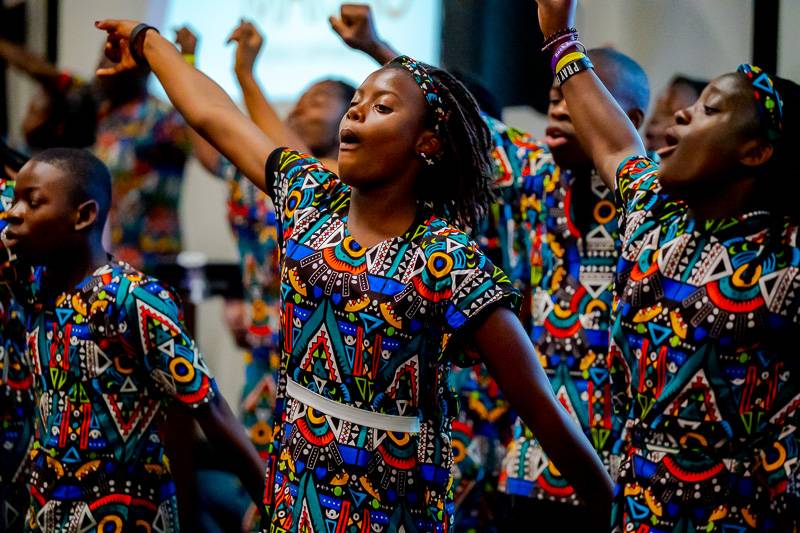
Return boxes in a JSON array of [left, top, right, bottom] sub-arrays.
[[94, 19, 120, 32], [329, 16, 347, 37]]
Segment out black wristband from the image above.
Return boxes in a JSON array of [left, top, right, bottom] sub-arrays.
[[129, 23, 159, 68], [556, 57, 594, 85]]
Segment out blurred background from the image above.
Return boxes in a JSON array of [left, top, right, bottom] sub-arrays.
[[1, 0, 797, 409]]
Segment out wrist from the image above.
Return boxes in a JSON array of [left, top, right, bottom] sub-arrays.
[[130, 24, 160, 67]]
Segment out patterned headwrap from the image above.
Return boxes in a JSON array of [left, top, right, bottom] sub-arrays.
[[738, 64, 784, 142], [389, 55, 449, 133]]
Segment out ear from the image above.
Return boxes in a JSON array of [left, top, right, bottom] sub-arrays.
[[74, 199, 100, 232], [739, 138, 774, 168], [626, 108, 646, 131], [415, 130, 441, 158]]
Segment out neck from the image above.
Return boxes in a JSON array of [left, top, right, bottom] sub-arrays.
[[686, 174, 760, 222], [348, 180, 418, 248], [44, 237, 108, 295]]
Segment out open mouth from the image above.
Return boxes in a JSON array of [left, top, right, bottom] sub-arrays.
[[657, 129, 679, 159], [544, 126, 570, 149], [339, 128, 361, 150]]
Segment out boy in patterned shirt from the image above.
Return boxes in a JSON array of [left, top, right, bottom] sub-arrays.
[[0, 148, 264, 531]]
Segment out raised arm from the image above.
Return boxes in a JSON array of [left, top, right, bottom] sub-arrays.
[[535, 0, 644, 188], [0, 37, 64, 91], [476, 307, 613, 520], [173, 25, 225, 176], [227, 20, 309, 153], [95, 20, 275, 191], [329, 4, 398, 65]]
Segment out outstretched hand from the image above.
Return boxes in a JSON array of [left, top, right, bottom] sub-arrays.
[[175, 25, 198, 56], [329, 3, 382, 53], [94, 19, 145, 76], [227, 20, 264, 76], [534, 0, 577, 39]]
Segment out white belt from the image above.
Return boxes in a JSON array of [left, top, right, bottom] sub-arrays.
[[286, 378, 420, 434]]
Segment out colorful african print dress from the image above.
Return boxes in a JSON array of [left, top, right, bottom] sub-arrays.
[[218, 159, 282, 457], [94, 96, 191, 273], [261, 149, 520, 533], [12, 260, 217, 531], [610, 156, 800, 531], [484, 121, 623, 505]]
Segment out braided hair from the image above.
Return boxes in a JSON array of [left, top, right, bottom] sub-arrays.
[[386, 63, 495, 231]]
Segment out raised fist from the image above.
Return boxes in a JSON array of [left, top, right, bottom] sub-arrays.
[[329, 3, 382, 53], [227, 20, 264, 76]]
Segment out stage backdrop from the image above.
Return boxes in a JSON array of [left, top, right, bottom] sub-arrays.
[[152, 0, 441, 102]]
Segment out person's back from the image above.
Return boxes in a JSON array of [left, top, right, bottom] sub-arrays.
[[94, 94, 191, 272]]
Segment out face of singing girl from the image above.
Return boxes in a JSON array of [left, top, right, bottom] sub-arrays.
[[656, 73, 771, 200], [337, 67, 440, 191]]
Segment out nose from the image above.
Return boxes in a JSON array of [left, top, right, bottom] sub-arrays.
[[345, 101, 364, 122], [548, 98, 569, 122], [674, 106, 691, 126], [6, 201, 23, 225]]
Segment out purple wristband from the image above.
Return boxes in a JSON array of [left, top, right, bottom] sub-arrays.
[[542, 31, 577, 52], [551, 40, 586, 73]]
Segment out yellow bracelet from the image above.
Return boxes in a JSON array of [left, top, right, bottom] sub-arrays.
[[555, 51, 586, 75], [182, 54, 195, 66]]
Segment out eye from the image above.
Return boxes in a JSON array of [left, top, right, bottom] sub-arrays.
[[703, 105, 719, 115], [348, 100, 359, 108], [374, 104, 392, 113]]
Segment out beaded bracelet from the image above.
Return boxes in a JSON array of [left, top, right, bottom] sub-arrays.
[[551, 40, 586, 73], [541, 26, 578, 51], [129, 23, 159, 68], [556, 56, 594, 85]]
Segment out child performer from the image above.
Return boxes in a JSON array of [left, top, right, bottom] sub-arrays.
[[325, 5, 650, 530], [94, 19, 614, 531], [535, 0, 800, 530], [0, 147, 265, 531]]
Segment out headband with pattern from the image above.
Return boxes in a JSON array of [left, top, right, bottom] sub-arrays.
[[389, 55, 449, 133], [738, 64, 784, 142]]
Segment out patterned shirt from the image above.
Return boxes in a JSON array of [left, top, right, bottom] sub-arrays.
[[610, 156, 800, 531], [477, 119, 622, 504], [262, 149, 520, 533], [0, 175, 34, 531], [11, 259, 216, 532], [94, 96, 191, 273], [218, 159, 282, 457], [0, 287, 32, 531]]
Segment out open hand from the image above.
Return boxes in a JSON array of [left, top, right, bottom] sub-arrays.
[[227, 20, 264, 76], [175, 25, 198, 56], [94, 19, 145, 76], [535, 0, 577, 40], [329, 4, 382, 53]]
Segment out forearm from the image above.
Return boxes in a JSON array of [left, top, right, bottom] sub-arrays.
[[0, 37, 62, 89], [236, 69, 308, 152], [362, 40, 398, 65], [559, 67, 644, 188], [197, 396, 266, 505], [477, 308, 613, 516], [140, 30, 273, 188]]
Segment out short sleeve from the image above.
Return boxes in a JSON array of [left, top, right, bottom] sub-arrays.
[[424, 232, 522, 365], [120, 280, 216, 408], [264, 148, 342, 225], [614, 155, 662, 217]]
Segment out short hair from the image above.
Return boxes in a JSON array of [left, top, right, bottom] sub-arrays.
[[318, 78, 357, 108], [671, 75, 708, 98], [31, 148, 111, 230], [589, 48, 650, 115]]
